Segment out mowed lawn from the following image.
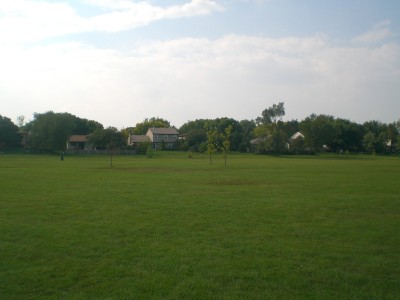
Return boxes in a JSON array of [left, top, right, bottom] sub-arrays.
[[0, 153, 399, 299]]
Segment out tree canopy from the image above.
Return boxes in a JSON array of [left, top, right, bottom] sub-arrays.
[[0, 106, 398, 155], [24, 111, 104, 152], [256, 102, 285, 125], [254, 102, 287, 154], [0, 115, 21, 148], [132, 117, 171, 135], [88, 127, 125, 150]]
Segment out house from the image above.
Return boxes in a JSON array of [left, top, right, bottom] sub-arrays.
[[250, 137, 267, 146], [287, 132, 305, 150], [250, 137, 268, 153], [67, 135, 90, 150], [127, 135, 150, 148], [147, 127, 179, 149], [289, 132, 304, 141], [127, 127, 179, 150]]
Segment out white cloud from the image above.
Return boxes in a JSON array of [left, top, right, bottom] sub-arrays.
[[353, 20, 393, 44], [1, 33, 399, 127], [88, 0, 223, 32], [0, 0, 223, 44], [0, 0, 83, 44]]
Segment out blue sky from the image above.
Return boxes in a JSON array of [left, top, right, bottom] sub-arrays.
[[1, 0, 399, 128]]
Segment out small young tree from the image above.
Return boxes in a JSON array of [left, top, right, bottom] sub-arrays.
[[205, 122, 218, 165], [89, 127, 125, 167], [221, 125, 233, 166]]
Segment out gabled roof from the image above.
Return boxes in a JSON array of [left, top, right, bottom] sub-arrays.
[[289, 132, 304, 140], [148, 127, 179, 135], [69, 135, 89, 142], [129, 135, 149, 143], [250, 137, 267, 145]]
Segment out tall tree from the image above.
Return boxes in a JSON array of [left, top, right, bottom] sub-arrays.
[[362, 121, 388, 153], [254, 102, 287, 153], [256, 102, 285, 125], [180, 119, 209, 152], [214, 118, 241, 151], [133, 117, 171, 135], [330, 118, 364, 152], [281, 120, 300, 138], [0, 115, 21, 148], [28, 112, 76, 151], [300, 114, 335, 153], [26, 112, 104, 152], [386, 122, 398, 152], [72, 117, 103, 135], [238, 119, 256, 152], [185, 129, 207, 151]]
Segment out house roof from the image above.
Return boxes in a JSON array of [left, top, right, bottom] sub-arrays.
[[129, 135, 149, 143], [289, 132, 304, 140], [69, 135, 89, 142], [148, 127, 179, 135], [250, 137, 266, 145]]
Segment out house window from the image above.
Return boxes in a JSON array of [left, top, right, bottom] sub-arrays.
[[173, 135, 177, 140], [164, 135, 168, 140], [154, 134, 158, 140]]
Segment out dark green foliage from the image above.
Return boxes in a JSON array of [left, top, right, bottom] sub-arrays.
[[88, 127, 125, 150], [238, 119, 256, 152], [135, 140, 151, 154], [362, 121, 390, 153], [73, 118, 103, 135], [132, 117, 170, 135], [297, 115, 395, 154], [24, 111, 104, 152], [180, 118, 253, 152], [88, 127, 125, 167], [254, 102, 287, 154], [280, 119, 300, 138], [256, 102, 285, 125], [28, 111, 76, 151], [300, 114, 335, 153], [1, 108, 398, 156], [179, 119, 208, 151], [0, 115, 21, 148], [184, 128, 207, 150], [330, 118, 364, 152]]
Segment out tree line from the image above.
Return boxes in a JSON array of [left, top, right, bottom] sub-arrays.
[[0, 104, 399, 154]]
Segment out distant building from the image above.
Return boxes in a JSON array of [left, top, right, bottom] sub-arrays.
[[67, 135, 91, 150], [127, 127, 179, 150], [289, 132, 305, 141], [127, 135, 150, 148], [287, 132, 305, 150]]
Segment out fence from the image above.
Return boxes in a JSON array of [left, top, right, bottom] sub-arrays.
[[65, 149, 137, 155]]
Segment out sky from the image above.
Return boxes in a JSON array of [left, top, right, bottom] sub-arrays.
[[1, 0, 399, 128]]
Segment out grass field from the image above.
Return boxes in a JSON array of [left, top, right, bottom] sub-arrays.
[[0, 152, 399, 299]]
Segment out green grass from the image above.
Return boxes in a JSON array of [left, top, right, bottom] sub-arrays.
[[0, 153, 399, 299]]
